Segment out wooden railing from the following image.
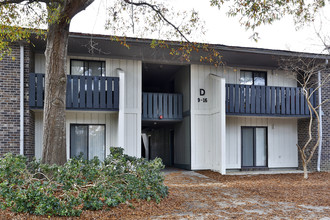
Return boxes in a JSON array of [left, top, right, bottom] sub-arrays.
[[29, 73, 119, 111], [225, 84, 316, 116], [142, 92, 183, 121]]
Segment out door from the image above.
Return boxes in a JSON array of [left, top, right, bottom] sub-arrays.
[[241, 127, 267, 168]]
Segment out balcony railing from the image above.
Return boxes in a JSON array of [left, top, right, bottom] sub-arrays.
[[142, 92, 183, 121], [225, 84, 316, 117], [29, 73, 119, 111]]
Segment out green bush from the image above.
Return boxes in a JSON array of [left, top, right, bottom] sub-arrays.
[[0, 148, 168, 216]]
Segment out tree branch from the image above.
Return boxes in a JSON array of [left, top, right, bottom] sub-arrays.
[[123, 0, 190, 42], [0, 0, 61, 5]]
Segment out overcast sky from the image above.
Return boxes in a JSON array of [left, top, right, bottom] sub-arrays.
[[70, 0, 330, 54]]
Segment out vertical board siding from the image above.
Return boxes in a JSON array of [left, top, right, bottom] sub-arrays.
[[225, 84, 315, 117]]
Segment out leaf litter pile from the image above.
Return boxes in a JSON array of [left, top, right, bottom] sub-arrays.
[[2, 170, 329, 219]]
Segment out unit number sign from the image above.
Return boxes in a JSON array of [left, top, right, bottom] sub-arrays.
[[198, 89, 208, 103]]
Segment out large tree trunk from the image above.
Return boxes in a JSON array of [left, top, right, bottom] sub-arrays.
[[41, 21, 70, 165], [41, 0, 94, 165]]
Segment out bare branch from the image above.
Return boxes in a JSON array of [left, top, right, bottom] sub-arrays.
[[123, 0, 190, 42], [0, 0, 61, 5]]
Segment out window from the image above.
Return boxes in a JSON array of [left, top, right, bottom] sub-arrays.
[[241, 127, 267, 168], [240, 70, 267, 86], [70, 60, 105, 76], [70, 124, 105, 160]]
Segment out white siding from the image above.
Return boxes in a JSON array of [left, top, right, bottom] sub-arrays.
[[190, 65, 226, 172], [226, 116, 298, 169], [107, 59, 142, 157], [34, 112, 43, 160]]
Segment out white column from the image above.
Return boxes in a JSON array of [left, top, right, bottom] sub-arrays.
[[117, 68, 125, 150], [210, 74, 226, 174], [219, 78, 226, 174]]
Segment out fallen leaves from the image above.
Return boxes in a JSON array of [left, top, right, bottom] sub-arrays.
[[1, 170, 329, 219]]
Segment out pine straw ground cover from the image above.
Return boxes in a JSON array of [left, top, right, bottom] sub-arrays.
[[1, 170, 329, 219]]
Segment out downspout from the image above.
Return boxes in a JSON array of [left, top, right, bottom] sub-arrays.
[[19, 44, 24, 155]]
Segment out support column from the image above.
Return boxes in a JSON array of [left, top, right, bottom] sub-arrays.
[[117, 68, 125, 150], [219, 78, 226, 174], [211, 76, 226, 174]]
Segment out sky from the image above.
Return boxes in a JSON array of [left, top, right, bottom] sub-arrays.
[[70, 0, 330, 54]]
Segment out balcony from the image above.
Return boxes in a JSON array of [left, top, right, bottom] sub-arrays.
[[29, 73, 119, 111], [142, 92, 183, 121], [225, 84, 316, 117]]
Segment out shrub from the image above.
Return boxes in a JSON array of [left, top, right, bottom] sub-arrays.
[[0, 148, 168, 216]]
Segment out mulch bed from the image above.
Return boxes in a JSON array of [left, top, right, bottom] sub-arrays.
[[198, 171, 330, 207], [1, 171, 329, 219]]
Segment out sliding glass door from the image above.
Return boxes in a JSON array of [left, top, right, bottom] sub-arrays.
[[242, 127, 267, 168]]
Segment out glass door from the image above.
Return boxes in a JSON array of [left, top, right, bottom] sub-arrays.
[[241, 127, 267, 168]]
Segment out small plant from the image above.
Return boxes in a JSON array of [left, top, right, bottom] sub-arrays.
[[0, 148, 168, 217]]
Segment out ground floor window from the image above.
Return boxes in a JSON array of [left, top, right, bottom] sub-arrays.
[[241, 127, 268, 168], [70, 124, 105, 160]]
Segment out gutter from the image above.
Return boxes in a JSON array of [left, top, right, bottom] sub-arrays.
[[20, 44, 24, 155]]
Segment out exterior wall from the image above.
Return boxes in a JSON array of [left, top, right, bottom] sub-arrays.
[[190, 64, 225, 172], [34, 54, 142, 157], [226, 117, 298, 169], [0, 43, 34, 158], [297, 118, 318, 171], [34, 111, 118, 160], [320, 68, 330, 170]]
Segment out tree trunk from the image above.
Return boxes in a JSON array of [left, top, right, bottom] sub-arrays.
[[41, 21, 70, 165], [303, 162, 308, 179], [41, 0, 95, 165]]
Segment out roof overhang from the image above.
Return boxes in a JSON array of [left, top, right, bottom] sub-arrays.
[[30, 32, 330, 69]]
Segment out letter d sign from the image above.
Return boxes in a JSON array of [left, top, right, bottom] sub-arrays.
[[200, 89, 205, 96]]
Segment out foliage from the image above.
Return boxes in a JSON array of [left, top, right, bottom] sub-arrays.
[[211, 0, 327, 40], [0, 1, 47, 59], [0, 148, 168, 217]]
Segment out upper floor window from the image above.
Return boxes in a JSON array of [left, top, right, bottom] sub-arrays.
[[70, 60, 105, 76], [240, 70, 267, 86]]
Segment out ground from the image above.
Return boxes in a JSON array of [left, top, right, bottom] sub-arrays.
[[2, 170, 330, 219]]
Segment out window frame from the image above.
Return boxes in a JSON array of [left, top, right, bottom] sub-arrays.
[[70, 124, 106, 160], [70, 59, 106, 76], [240, 70, 267, 86], [241, 126, 268, 169]]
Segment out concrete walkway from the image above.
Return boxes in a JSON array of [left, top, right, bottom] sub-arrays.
[[156, 170, 330, 219]]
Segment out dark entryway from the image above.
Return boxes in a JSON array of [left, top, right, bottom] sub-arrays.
[[141, 62, 191, 169]]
